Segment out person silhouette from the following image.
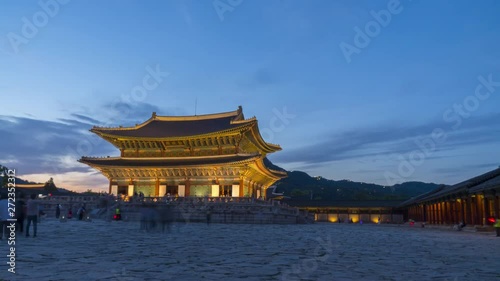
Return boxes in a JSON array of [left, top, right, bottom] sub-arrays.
[[26, 194, 40, 237], [56, 204, 61, 219]]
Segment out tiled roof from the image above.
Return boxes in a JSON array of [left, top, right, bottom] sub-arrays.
[[91, 106, 252, 138], [468, 173, 500, 193], [401, 167, 500, 206], [398, 185, 446, 207], [79, 154, 259, 167]]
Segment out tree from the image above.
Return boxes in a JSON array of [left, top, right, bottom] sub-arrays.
[[44, 177, 58, 193], [1, 165, 9, 188]]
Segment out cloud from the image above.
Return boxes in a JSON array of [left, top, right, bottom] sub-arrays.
[[179, 1, 193, 26], [90, 101, 186, 127], [0, 101, 191, 190], [70, 113, 102, 125], [272, 112, 500, 166], [96, 101, 161, 126], [239, 67, 280, 90], [433, 162, 499, 175], [0, 115, 115, 178]]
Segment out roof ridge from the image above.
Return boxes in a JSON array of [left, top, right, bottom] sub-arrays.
[[80, 153, 260, 162], [463, 167, 500, 188], [155, 106, 242, 121], [92, 106, 243, 131]]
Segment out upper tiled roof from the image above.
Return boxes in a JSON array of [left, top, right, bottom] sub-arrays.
[[91, 106, 254, 138]]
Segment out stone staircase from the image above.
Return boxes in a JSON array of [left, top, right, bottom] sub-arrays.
[[118, 200, 313, 224]]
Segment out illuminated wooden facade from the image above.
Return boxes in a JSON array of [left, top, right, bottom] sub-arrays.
[[79, 106, 286, 198], [289, 200, 405, 224], [401, 167, 500, 225]]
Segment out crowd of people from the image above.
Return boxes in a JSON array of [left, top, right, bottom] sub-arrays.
[[0, 191, 95, 240], [0, 192, 41, 238]]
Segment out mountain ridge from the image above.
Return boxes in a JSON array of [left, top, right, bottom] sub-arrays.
[[265, 158, 442, 201]]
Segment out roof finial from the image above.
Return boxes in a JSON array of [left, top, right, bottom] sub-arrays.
[[152, 112, 157, 118]]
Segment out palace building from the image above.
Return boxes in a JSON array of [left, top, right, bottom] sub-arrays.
[[79, 106, 286, 198], [401, 167, 500, 226]]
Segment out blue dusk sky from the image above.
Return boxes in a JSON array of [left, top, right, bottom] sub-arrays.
[[0, 0, 499, 192]]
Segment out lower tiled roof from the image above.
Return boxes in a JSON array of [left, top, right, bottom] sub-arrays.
[[79, 154, 259, 167]]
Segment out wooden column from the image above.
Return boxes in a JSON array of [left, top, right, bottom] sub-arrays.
[[494, 195, 500, 218], [460, 199, 465, 224], [434, 203, 438, 224], [250, 181, 254, 198], [185, 180, 191, 196], [465, 197, 471, 224], [478, 195, 485, 225], [429, 204, 433, 224], [423, 204, 427, 222], [430, 204, 434, 223], [473, 196, 480, 225], [439, 202, 443, 224], [433, 203, 437, 224], [483, 195, 490, 223], [436, 203, 440, 224], [239, 178, 244, 197], [155, 179, 159, 197], [450, 201, 455, 224], [435, 203, 439, 224], [447, 201, 451, 224], [479, 195, 489, 225]]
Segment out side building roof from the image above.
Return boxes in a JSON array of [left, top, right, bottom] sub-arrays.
[[400, 167, 500, 206]]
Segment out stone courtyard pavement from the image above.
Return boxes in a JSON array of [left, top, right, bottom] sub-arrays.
[[0, 219, 499, 281]]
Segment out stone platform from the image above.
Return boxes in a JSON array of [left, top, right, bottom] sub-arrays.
[[0, 219, 499, 280]]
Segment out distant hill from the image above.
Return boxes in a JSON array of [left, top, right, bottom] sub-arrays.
[[265, 158, 442, 201]]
